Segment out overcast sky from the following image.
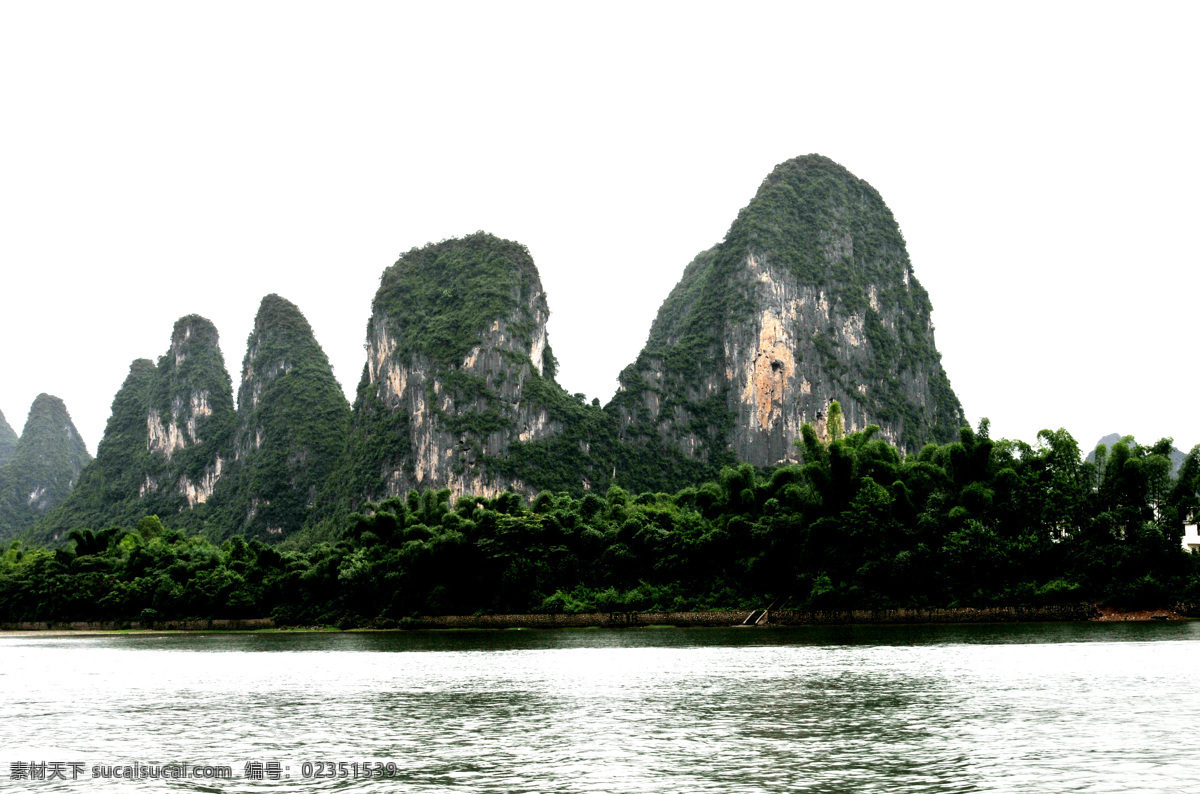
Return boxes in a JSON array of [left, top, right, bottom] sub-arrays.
[[2, 2, 1197, 459]]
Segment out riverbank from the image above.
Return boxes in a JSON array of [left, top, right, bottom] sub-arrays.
[[4, 603, 1197, 632], [0, 618, 274, 632], [391, 603, 1107, 629]]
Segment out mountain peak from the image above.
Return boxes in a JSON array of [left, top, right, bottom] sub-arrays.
[[320, 232, 572, 514], [205, 295, 350, 541], [242, 294, 327, 382], [35, 319, 235, 543], [609, 155, 963, 488], [255, 293, 309, 330], [373, 232, 547, 370], [0, 393, 91, 539]]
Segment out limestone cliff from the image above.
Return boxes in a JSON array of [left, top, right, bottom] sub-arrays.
[[610, 155, 963, 488], [206, 295, 350, 540], [0, 394, 91, 540], [140, 315, 236, 508], [324, 232, 589, 508], [37, 317, 235, 540]]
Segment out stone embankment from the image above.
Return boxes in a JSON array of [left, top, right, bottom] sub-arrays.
[[8, 604, 1198, 632], [0, 618, 273, 631], [397, 603, 1102, 629]]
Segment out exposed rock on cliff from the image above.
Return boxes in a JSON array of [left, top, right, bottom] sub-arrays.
[[206, 295, 350, 540], [0, 408, 17, 467], [323, 232, 599, 510], [0, 394, 91, 540], [37, 317, 235, 540], [609, 155, 964, 490], [144, 316, 236, 508]]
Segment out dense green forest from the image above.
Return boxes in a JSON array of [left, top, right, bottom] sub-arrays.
[[3, 412, 1198, 626]]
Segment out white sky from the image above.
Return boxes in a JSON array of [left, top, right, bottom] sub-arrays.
[[1, 2, 1197, 459]]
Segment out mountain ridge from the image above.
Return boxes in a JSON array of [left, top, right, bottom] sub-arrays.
[[26, 154, 970, 542]]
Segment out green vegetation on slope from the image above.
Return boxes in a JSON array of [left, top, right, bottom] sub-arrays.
[[607, 245, 737, 490], [312, 366, 413, 537], [487, 385, 618, 494], [206, 295, 351, 541], [35, 361, 159, 540], [373, 232, 548, 369]]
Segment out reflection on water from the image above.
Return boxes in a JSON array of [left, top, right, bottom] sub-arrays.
[[1, 622, 1197, 792]]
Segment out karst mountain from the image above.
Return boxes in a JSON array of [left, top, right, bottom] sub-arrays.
[[23, 155, 964, 542]]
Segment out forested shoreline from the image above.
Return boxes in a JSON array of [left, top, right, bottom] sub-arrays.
[[3, 414, 1199, 627]]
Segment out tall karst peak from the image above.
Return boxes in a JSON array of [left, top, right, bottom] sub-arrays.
[[609, 154, 963, 487], [14, 394, 91, 490], [323, 231, 587, 513], [238, 294, 331, 414], [0, 407, 17, 467], [0, 393, 91, 540], [170, 313, 221, 354], [205, 294, 350, 541], [370, 232, 552, 373], [36, 318, 235, 542], [146, 313, 234, 476]]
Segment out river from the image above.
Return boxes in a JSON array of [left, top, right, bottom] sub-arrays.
[[1, 622, 1196, 792]]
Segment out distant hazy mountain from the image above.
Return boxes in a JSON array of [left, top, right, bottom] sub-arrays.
[[0, 408, 17, 467], [1086, 433, 1186, 475], [0, 394, 91, 540]]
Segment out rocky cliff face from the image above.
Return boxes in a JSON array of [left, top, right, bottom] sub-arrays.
[[140, 315, 236, 508], [29, 157, 966, 540], [0, 394, 91, 540], [0, 408, 17, 467], [206, 295, 350, 540], [327, 233, 581, 506], [610, 155, 963, 487], [37, 317, 235, 540]]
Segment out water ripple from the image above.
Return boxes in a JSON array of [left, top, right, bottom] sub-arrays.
[[1, 623, 1198, 792]]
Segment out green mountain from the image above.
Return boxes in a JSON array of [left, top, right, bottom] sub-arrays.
[[0, 394, 91, 540], [36, 316, 235, 541], [205, 295, 350, 540], [319, 232, 608, 518], [608, 154, 964, 490], [0, 408, 17, 466], [28, 154, 969, 541]]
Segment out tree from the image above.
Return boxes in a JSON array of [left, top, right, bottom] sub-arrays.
[[827, 401, 845, 442]]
